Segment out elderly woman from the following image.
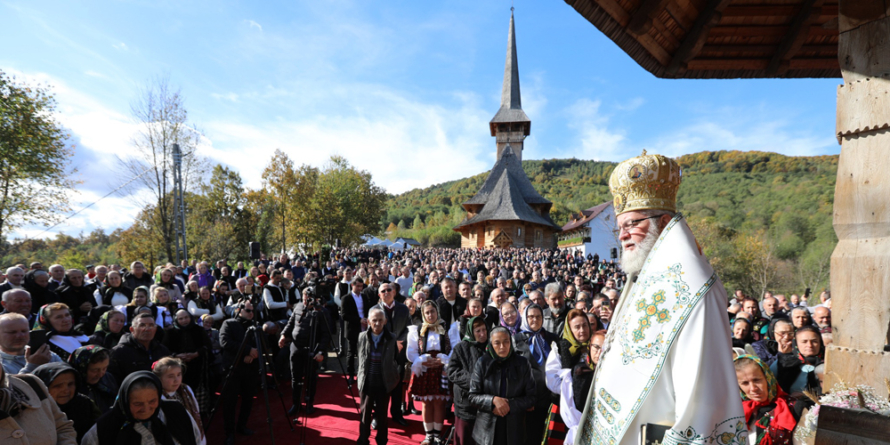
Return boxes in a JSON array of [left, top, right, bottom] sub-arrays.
[[735, 355, 805, 445], [542, 309, 591, 445], [24, 270, 56, 311], [560, 330, 606, 445], [512, 304, 558, 445], [751, 319, 795, 367], [187, 286, 225, 328], [732, 318, 755, 348], [87, 310, 126, 349], [33, 303, 90, 361], [162, 310, 212, 413], [771, 325, 824, 395], [468, 327, 536, 445], [407, 301, 452, 445], [33, 362, 100, 443], [447, 316, 489, 445], [498, 302, 520, 336], [0, 361, 77, 445], [82, 371, 201, 445], [97, 271, 132, 307], [68, 345, 118, 414]]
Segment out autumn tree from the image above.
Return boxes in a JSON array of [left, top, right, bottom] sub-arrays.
[[0, 70, 77, 239], [119, 76, 207, 262], [188, 165, 251, 261]]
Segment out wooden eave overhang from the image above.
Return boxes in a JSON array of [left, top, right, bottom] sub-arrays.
[[564, 0, 841, 79]]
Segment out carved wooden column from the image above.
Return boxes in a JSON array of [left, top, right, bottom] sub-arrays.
[[825, 1, 890, 397]]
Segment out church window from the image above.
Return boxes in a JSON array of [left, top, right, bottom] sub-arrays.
[[517, 227, 522, 237], [536, 230, 542, 240]]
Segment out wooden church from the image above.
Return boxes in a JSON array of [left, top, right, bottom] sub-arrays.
[[454, 12, 561, 249]]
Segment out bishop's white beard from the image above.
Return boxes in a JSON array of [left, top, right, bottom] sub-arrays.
[[620, 222, 661, 276]]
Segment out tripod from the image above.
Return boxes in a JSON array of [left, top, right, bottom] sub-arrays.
[[207, 323, 293, 445], [294, 303, 360, 445]]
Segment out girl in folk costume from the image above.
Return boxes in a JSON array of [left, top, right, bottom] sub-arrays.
[[734, 355, 807, 445], [542, 309, 591, 445], [407, 300, 453, 445], [153, 357, 206, 445]]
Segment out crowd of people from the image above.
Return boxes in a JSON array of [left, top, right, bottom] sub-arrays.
[[0, 245, 830, 445]]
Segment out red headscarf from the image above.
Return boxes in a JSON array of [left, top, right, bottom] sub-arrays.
[[735, 355, 797, 444]]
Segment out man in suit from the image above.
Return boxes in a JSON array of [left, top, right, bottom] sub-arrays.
[[0, 267, 25, 295], [47, 264, 65, 292], [341, 277, 368, 381], [435, 276, 467, 328], [370, 282, 409, 426]]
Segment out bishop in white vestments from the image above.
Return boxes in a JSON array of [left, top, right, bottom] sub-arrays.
[[575, 152, 746, 445]]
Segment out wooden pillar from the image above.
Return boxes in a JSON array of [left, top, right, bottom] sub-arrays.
[[825, 1, 890, 397]]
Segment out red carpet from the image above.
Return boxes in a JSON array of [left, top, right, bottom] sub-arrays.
[[206, 374, 449, 445]]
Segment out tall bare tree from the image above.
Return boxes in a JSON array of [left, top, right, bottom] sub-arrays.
[[120, 76, 206, 261]]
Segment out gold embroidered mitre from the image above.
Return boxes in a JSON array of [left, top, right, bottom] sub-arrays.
[[609, 150, 682, 216]]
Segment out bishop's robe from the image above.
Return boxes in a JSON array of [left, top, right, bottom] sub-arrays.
[[575, 214, 746, 445]]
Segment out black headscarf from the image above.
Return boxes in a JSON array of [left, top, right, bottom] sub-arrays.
[[94, 371, 196, 445], [23, 271, 56, 310], [33, 362, 99, 443], [102, 281, 133, 306]]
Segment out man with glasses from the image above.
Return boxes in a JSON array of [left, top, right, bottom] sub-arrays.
[[577, 151, 743, 445], [370, 283, 410, 426]]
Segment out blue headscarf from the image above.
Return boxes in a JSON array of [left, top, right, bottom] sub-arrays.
[[520, 303, 550, 366]]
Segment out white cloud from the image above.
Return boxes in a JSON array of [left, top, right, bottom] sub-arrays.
[[210, 92, 240, 102], [247, 20, 262, 32], [566, 98, 628, 161], [112, 42, 128, 51]]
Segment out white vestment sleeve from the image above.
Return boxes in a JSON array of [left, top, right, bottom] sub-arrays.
[[545, 347, 566, 394], [448, 322, 461, 348], [666, 288, 744, 442], [560, 371, 582, 445]]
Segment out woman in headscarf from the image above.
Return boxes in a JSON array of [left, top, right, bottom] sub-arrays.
[[732, 317, 755, 348], [407, 300, 453, 445], [152, 287, 178, 328], [751, 318, 795, 367], [81, 371, 201, 445], [449, 298, 484, 347], [512, 304, 558, 445], [117, 287, 166, 329], [98, 271, 132, 307], [23, 269, 57, 311], [770, 325, 824, 396], [150, 268, 183, 305], [560, 330, 606, 445], [497, 301, 520, 336], [182, 281, 200, 305], [68, 345, 118, 414], [735, 355, 806, 445], [468, 326, 536, 445], [0, 359, 77, 445], [32, 303, 90, 361], [88, 310, 126, 349], [186, 286, 224, 328], [152, 357, 206, 445], [33, 362, 101, 443], [162, 309, 212, 413], [542, 309, 591, 445], [446, 316, 489, 445]]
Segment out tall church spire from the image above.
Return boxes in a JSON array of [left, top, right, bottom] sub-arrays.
[[490, 9, 531, 162], [501, 10, 521, 110]]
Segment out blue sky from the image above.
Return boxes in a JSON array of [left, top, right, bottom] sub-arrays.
[[2, 0, 840, 240]]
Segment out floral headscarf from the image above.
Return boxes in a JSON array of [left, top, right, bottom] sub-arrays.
[[69, 345, 115, 397], [562, 311, 589, 357], [734, 354, 796, 438], [419, 300, 445, 336], [462, 316, 487, 345]]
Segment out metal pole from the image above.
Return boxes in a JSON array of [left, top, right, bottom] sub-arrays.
[[172, 144, 188, 264]]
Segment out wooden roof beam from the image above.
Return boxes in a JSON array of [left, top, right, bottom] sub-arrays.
[[722, 5, 838, 18], [627, 0, 674, 36], [665, 0, 734, 76], [766, 0, 824, 76]]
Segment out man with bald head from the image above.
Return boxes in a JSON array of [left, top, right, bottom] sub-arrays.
[[0, 267, 24, 295], [0, 313, 60, 374], [485, 288, 507, 331], [813, 306, 831, 330]]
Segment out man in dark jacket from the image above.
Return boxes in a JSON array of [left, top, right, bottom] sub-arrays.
[[541, 283, 567, 336], [219, 300, 260, 445], [280, 288, 332, 415], [357, 307, 399, 445], [435, 277, 467, 328], [341, 278, 368, 380], [370, 283, 409, 425], [108, 313, 171, 383], [468, 327, 536, 445], [123, 261, 153, 289]]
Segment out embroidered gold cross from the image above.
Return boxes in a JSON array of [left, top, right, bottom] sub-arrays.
[[632, 290, 671, 342]]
